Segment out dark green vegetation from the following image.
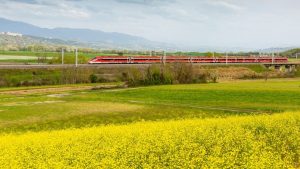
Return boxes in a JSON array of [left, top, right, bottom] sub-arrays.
[[0, 64, 294, 88], [0, 66, 128, 87], [124, 64, 218, 87], [0, 79, 299, 133], [281, 48, 300, 58], [0, 68, 96, 87]]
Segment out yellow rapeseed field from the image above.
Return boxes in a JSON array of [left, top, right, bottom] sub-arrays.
[[0, 112, 299, 168]]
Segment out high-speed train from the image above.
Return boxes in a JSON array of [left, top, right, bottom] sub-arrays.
[[89, 56, 288, 64]]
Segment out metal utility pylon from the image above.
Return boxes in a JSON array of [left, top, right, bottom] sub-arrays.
[[163, 51, 166, 65]]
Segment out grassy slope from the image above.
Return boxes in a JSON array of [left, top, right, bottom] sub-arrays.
[[0, 79, 300, 133]]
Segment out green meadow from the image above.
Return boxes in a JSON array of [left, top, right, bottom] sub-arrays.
[[0, 79, 299, 133]]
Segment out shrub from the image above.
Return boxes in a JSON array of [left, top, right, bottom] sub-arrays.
[[173, 63, 194, 83], [124, 63, 215, 87], [126, 67, 144, 87], [89, 74, 98, 83]]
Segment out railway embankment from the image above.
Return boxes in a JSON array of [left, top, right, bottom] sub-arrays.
[[0, 64, 297, 88]]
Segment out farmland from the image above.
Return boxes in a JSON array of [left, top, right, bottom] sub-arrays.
[[0, 79, 299, 168], [2, 0, 300, 168], [0, 55, 39, 60]]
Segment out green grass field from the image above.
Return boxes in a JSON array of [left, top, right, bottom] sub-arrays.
[[1, 79, 300, 133], [289, 58, 300, 63], [0, 79, 299, 168], [0, 55, 41, 60]]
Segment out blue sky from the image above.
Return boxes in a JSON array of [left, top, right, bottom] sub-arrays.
[[1, 0, 300, 49]]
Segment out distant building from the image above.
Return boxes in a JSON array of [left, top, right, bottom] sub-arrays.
[[0, 32, 23, 37]]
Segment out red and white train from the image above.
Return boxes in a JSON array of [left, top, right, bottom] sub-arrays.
[[88, 56, 288, 64]]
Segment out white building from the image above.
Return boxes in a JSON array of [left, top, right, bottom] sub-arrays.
[[0, 32, 23, 37]]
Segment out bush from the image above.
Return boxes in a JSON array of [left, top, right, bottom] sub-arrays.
[[89, 74, 98, 83], [126, 67, 144, 87], [173, 63, 194, 84], [143, 65, 173, 85], [124, 63, 216, 87]]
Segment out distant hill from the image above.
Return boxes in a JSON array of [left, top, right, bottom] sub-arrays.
[[256, 47, 300, 57], [256, 47, 297, 53], [0, 18, 174, 50], [280, 48, 300, 57], [0, 34, 88, 50]]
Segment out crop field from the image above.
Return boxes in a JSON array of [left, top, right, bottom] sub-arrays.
[[0, 51, 90, 64], [289, 58, 300, 63], [0, 55, 37, 63], [0, 79, 299, 168], [0, 55, 41, 60], [0, 54, 54, 64]]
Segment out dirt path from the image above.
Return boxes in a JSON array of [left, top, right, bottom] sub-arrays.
[[128, 100, 262, 113], [0, 84, 119, 95]]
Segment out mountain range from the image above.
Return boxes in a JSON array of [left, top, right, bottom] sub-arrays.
[[0, 17, 174, 50]]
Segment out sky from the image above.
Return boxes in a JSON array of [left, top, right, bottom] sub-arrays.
[[1, 0, 300, 50]]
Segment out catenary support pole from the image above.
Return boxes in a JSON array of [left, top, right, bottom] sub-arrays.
[[163, 51, 166, 65], [61, 48, 64, 65], [226, 52, 228, 65], [75, 48, 78, 67]]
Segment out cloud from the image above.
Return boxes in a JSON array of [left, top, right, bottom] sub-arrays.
[[210, 0, 244, 11], [0, 0, 300, 49], [0, 0, 91, 19], [9, 0, 38, 4], [115, 0, 175, 6]]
